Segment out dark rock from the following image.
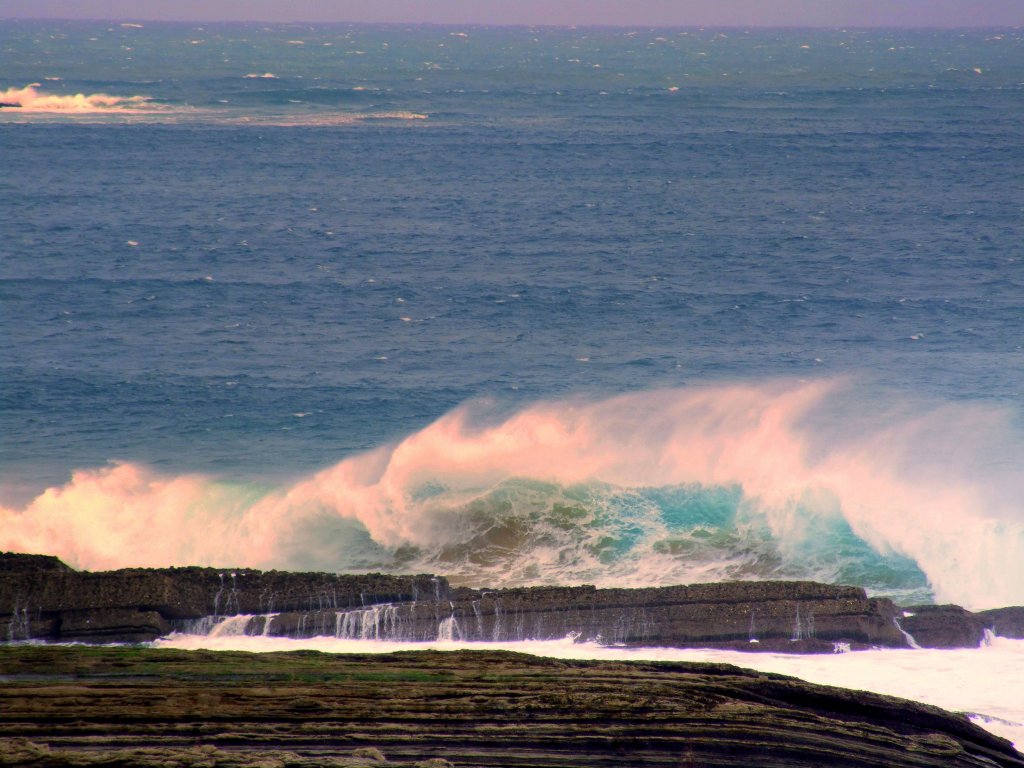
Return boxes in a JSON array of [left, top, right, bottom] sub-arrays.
[[247, 580, 907, 652], [0, 613, 58, 642], [392, 580, 904, 649], [0, 553, 1015, 652], [1, 561, 445, 643], [0, 553, 72, 573], [979, 607, 1024, 639], [901, 605, 990, 648], [58, 608, 171, 643], [153, 567, 448, 617], [0, 646, 1020, 767]]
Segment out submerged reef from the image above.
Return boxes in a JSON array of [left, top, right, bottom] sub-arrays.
[[1, 552, 1020, 650], [1, 645, 1022, 768]]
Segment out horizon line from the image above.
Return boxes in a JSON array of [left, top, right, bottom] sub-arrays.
[[2, 17, 1022, 30]]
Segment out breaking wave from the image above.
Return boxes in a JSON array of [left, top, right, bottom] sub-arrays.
[[0, 85, 424, 124], [0, 84, 159, 113], [0, 85, 423, 124], [2, 380, 1022, 609]]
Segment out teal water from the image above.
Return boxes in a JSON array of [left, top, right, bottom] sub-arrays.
[[2, 22, 1023, 608]]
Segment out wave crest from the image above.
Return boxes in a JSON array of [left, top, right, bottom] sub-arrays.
[[0, 84, 156, 113], [2, 380, 1022, 608]]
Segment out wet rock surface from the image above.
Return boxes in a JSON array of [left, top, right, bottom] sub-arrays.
[[900, 605, 990, 649], [0, 645, 1020, 768], [2, 553, 1022, 651], [0, 555, 442, 643], [436, 581, 908, 649], [978, 607, 1024, 640]]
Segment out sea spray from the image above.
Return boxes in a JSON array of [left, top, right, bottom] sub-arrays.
[[0, 84, 157, 112], [2, 380, 1023, 608]]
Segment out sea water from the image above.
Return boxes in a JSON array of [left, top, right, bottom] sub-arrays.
[[2, 20, 1023, 745], [3, 21, 1023, 607]]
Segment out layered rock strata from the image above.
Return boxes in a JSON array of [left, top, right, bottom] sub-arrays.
[[0, 645, 1020, 767], [1, 553, 1021, 651], [0, 554, 442, 644]]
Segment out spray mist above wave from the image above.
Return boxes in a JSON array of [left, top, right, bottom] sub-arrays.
[[0, 85, 160, 113], [1, 379, 1022, 609], [0, 85, 426, 124]]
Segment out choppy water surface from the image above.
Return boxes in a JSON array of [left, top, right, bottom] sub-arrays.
[[2, 22, 1023, 609]]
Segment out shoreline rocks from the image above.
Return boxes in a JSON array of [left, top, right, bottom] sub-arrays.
[[1, 552, 1021, 651], [978, 607, 1024, 639], [0, 645, 1020, 767], [899, 605, 992, 649]]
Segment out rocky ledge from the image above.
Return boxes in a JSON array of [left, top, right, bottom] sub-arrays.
[[1, 645, 1022, 767], [1, 552, 1022, 651]]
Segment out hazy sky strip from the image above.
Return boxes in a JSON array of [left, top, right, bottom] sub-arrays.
[[3, 0, 1023, 27]]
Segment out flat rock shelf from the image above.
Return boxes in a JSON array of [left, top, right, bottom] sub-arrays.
[[0, 645, 1021, 768], [10, 554, 1024, 651]]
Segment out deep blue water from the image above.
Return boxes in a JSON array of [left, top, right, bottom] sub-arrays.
[[1, 22, 1023, 606]]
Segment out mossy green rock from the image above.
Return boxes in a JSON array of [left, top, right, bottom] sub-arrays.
[[1, 646, 1021, 767]]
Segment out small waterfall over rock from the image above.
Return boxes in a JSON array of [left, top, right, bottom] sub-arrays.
[[176, 613, 279, 637], [177, 615, 223, 636], [471, 600, 484, 637], [893, 617, 922, 649], [335, 604, 402, 640], [212, 573, 241, 616], [791, 606, 816, 641], [437, 615, 463, 642], [6, 602, 30, 642], [208, 614, 252, 638], [166, 581, 922, 652], [2, 558, 947, 652]]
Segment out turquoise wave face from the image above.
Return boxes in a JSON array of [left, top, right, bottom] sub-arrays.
[[3, 24, 1023, 612], [2, 382, 1020, 609], [386, 478, 932, 603]]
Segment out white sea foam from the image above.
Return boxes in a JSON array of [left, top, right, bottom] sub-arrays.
[[2, 380, 1023, 608], [0, 85, 424, 124], [222, 112, 427, 126], [154, 632, 1024, 751], [0, 85, 156, 113]]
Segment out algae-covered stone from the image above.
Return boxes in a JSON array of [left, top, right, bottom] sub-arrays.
[[0, 646, 1020, 768], [351, 747, 387, 762]]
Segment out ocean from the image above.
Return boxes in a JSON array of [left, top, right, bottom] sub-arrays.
[[2, 18, 1024, 744]]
